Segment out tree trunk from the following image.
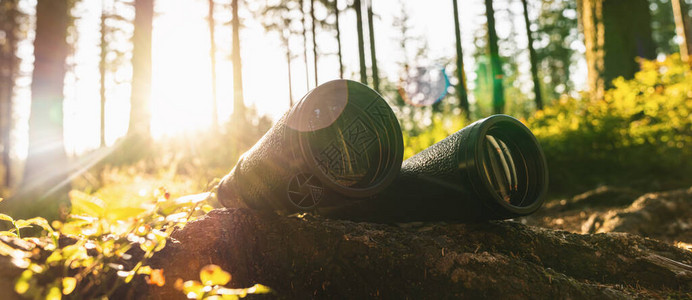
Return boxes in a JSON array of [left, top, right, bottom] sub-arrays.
[[284, 35, 294, 107], [231, 0, 245, 120], [672, 0, 692, 63], [310, 0, 318, 86], [354, 0, 368, 85], [333, 0, 344, 78], [99, 2, 108, 148], [485, 0, 504, 114], [208, 0, 219, 130], [367, 1, 379, 92], [6, 0, 71, 220], [300, 0, 310, 90], [128, 0, 154, 139], [0, 0, 20, 187], [577, 0, 656, 99], [521, 0, 543, 110], [452, 0, 469, 117]]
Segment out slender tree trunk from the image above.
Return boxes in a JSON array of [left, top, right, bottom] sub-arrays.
[[577, 0, 603, 99], [521, 0, 543, 110], [366, 1, 379, 92], [231, 0, 245, 120], [0, 64, 11, 186], [672, 0, 692, 63], [577, 0, 655, 98], [8, 0, 71, 220], [99, 2, 108, 147], [300, 0, 310, 90], [310, 0, 318, 86], [285, 38, 294, 107], [128, 0, 154, 139], [0, 70, 12, 187], [485, 0, 504, 114], [333, 0, 344, 78], [451, 0, 469, 117], [354, 0, 368, 85], [0, 1, 20, 187], [208, 0, 219, 129]]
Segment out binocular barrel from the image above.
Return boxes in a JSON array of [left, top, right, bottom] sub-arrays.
[[217, 79, 404, 213], [321, 115, 549, 223]]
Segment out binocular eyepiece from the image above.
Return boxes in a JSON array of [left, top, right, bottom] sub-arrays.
[[218, 80, 404, 212], [218, 79, 548, 223], [321, 114, 548, 222]]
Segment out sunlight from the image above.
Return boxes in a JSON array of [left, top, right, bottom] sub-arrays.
[[28, 0, 486, 156], [150, 1, 215, 138]]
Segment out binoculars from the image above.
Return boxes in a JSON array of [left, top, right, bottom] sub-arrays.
[[218, 80, 548, 223]]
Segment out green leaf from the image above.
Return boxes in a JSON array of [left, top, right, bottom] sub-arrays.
[[13, 220, 33, 230], [154, 239, 167, 252], [136, 265, 152, 275], [174, 192, 211, 205], [61, 245, 88, 266], [69, 190, 105, 217], [0, 213, 14, 223], [202, 205, 214, 214], [140, 240, 156, 253], [105, 207, 148, 221], [45, 251, 63, 265], [182, 280, 205, 299], [62, 277, 76, 295], [0, 231, 18, 238], [200, 264, 231, 286], [14, 270, 32, 294], [24, 217, 53, 233], [248, 284, 272, 294], [45, 285, 62, 300]]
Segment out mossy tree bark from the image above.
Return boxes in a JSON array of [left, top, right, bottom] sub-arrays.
[[2, 0, 72, 220], [367, 1, 379, 92], [354, 0, 368, 86], [208, 0, 219, 130], [128, 0, 154, 140], [577, 0, 656, 99], [485, 0, 505, 114], [452, 0, 469, 118], [672, 0, 692, 63], [521, 0, 543, 110], [0, 0, 22, 187], [231, 0, 245, 122]]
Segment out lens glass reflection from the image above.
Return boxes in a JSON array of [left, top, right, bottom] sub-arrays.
[[483, 133, 520, 204]]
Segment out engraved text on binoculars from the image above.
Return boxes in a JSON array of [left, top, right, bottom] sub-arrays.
[[287, 173, 324, 209], [366, 99, 394, 124], [316, 118, 377, 182]]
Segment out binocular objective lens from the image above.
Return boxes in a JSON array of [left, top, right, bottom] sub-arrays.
[[483, 133, 521, 205]]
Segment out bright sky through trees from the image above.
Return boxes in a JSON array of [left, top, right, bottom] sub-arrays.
[[11, 0, 586, 156]]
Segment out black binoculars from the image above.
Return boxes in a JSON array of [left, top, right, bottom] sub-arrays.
[[218, 79, 548, 223]]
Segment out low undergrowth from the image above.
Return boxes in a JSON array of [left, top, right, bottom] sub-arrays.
[[0, 184, 270, 299]]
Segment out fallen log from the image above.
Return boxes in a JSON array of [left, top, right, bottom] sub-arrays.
[[122, 208, 692, 299]]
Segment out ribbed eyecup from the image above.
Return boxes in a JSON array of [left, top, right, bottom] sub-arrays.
[[464, 115, 548, 219]]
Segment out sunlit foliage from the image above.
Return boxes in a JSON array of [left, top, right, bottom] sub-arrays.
[[529, 55, 692, 194], [402, 114, 466, 159], [0, 186, 217, 299], [175, 264, 272, 299]]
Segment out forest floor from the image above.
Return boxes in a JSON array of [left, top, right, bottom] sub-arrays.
[[520, 185, 692, 247]]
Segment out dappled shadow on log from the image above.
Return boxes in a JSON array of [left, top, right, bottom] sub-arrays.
[[121, 205, 692, 299]]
